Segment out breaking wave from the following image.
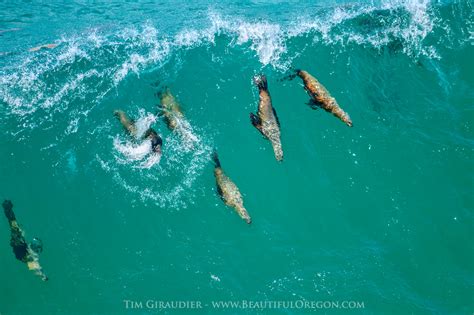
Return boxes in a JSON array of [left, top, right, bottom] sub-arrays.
[[0, 0, 469, 207]]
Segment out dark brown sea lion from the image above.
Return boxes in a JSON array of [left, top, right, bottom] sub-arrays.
[[212, 152, 251, 224], [286, 69, 353, 127], [3, 200, 48, 281], [250, 75, 283, 161], [143, 128, 163, 155]]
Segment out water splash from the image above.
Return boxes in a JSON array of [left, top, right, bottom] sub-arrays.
[[98, 109, 211, 208]]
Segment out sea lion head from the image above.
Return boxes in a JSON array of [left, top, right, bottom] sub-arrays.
[[3, 200, 15, 221], [295, 69, 306, 78], [145, 129, 163, 153], [2, 199, 13, 211], [113, 110, 125, 120]]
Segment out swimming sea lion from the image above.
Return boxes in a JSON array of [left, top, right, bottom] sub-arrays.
[[250, 75, 283, 161], [3, 200, 48, 281], [212, 152, 251, 224], [114, 110, 137, 136], [157, 88, 185, 131], [143, 128, 163, 155], [156, 88, 199, 148], [29, 43, 58, 52], [287, 69, 352, 127]]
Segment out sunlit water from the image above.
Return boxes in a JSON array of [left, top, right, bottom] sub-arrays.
[[0, 1, 473, 314]]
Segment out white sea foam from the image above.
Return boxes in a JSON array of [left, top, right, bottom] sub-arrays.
[[114, 137, 152, 162], [100, 128, 211, 208], [173, 0, 440, 69], [97, 107, 211, 208], [113, 111, 160, 168], [133, 110, 157, 138], [173, 117, 200, 152], [0, 1, 444, 128], [141, 152, 161, 169], [173, 13, 287, 67], [0, 1, 453, 208]]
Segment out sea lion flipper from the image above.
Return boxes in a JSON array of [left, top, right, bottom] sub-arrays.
[[307, 99, 321, 110], [212, 151, 221, 168], [216, 185, 224, 199], [250, 113, 265, 137], [278, 69, 299, 82], [272, 107, 281, 127]]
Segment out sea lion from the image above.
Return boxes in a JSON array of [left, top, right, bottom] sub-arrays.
[[3, 200, 48, 281], [212, 152, 251, 224], [29, 43, 58, 52], [143, 128, 163, 155], [113, 110, 162, 154], [157, 88, 185, 131], [250, 75, 283, 161], [156, 88, 199, 148], [114, 110, 137, 136], [286, 69, 352, 127]]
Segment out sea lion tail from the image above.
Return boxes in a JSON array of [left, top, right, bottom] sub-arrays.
[[212, 151, 221, 168], [253, 75, 268, 91]]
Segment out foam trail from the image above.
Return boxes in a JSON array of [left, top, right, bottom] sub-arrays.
[[133, 111, 157, 138], [0, 1, 447, 134], [0, 1, 462, 210], [114, 138, 152, 162], [174, 118, 200, 152], [112, 111, 162, 168], [141, 152, 162, 169]]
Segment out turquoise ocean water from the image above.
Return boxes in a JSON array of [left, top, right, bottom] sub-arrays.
[[0, 1, 473, 314]]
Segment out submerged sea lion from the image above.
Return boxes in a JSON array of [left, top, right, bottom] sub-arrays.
[[250, 75, 283, 161], [3, 200, 48, 281], [157, 88, 185, 131], [156, 88, 199, 148], [286, 69, 352, 127], [212, 152, 251, 224], [29, 43, 58, 52], [113, 110, 162, 154], [0, 28, 21, 34], [114, 110, 137, 136]]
